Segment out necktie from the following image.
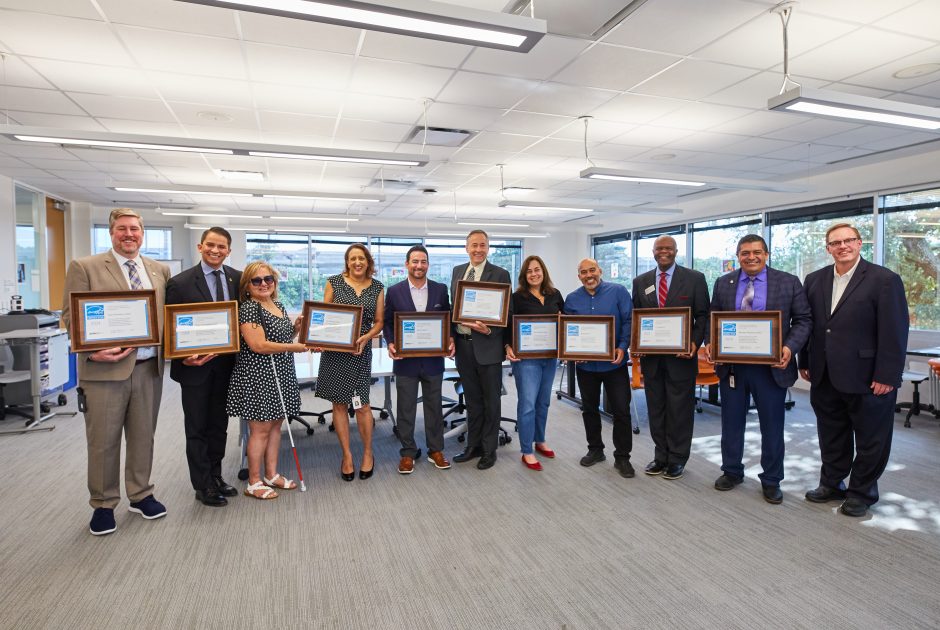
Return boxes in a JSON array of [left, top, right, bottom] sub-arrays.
[[741, 276, 755, 311], [125, 260, 143, 290], [658, 271, 668, 308], [213, 269, 225, 302], [467, 267, 476, 282]]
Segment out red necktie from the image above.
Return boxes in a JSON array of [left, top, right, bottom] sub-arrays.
[[658, 271, 668, 308]]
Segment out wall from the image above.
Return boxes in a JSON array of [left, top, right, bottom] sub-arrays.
[[0, 175, 17, 310], [525, 228, 591, 296]]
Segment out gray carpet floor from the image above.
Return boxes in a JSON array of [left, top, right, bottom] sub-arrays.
[[1, 369, 938, 630]]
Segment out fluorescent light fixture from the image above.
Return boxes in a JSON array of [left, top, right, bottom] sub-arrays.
[[497, 200, 594, 213], [426, 231, 548, 238], [267, 215, 359, 222], [768, 86, 940, 131], [111, 183, 384, 202], [457, 221, 529, 227], [161, 211, 263, 218], [580, 167, 807, 193], [0, 125, 429, 166], [176, 0, 546, 52], [185, 223, 254, 231], [184, 222, 348, 233], [216, 169, 265, 181]]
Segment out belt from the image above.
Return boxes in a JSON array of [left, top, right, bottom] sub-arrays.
[[456, 333, 472, 341], [135, 357, 155, 364]]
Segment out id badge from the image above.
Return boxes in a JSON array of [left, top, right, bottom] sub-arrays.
[[351, 395, 362, 410], [729, 375, 736, 389]]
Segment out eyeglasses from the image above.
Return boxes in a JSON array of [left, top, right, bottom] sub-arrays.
[[249, 275, 276, 287], [826, 237, 860, 248]]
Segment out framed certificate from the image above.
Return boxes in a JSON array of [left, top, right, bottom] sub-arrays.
[[558, 315, 616, 361], [452, 280, 511, 327], [164, 301, 239, 359], [69, 290, 160, 352], [299, 301, 363, 352], [512, 314, 559, 359], [393, 311, 450, 358], [710, 310, 782, 365], [631, 307, 691, 355]]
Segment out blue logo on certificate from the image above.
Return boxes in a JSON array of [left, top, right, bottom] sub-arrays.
[[84, 304, 105, 319], [403, 321, 416, 332], [641, 318, 654, 331], [722, 323, 736, 335], [567, 324, 579, 336], [177, 316, 194, 327], [312, 312, 325, 325], [520, 324, 531, 335], [465, 290, 476, 302]]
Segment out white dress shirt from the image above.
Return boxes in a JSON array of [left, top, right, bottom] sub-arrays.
[[111, 249, 155, 360], [831, 256, 861, 315], [408, 279, 429, 312]]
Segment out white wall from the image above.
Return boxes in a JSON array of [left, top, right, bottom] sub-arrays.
[[525, 228, 591, 296], [0, 175, 17, 310]]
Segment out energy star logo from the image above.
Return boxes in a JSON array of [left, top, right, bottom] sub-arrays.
[[84, 304, 105, 320]]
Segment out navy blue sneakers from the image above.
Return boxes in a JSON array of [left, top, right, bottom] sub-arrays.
[[89, 508, 116, 536], [128, 495, 167, 520]]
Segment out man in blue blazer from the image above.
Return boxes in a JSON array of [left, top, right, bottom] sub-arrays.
[[383, 245, 454, 475], [705, 234, 812, 504], [798, 223, 909, 517]]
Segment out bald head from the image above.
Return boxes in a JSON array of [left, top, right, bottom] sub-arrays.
[[653, 235, 678, 271], [577, 258, 602, 294]]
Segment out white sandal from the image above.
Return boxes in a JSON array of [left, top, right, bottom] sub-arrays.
[[244, 481, 278, 500], [263, 473, 297, 490]]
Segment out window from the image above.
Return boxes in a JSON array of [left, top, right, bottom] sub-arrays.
[[768, 199, 874, 281], [372, 237, 422, 288], [592, 232, 632, 289], [691, 215, 762, 290], [635, 226, 686, 276], [93, 224, 173, 259], [245, 233, 312, 312], [424, 238, 523, 289], [882, 188, 940, 330]]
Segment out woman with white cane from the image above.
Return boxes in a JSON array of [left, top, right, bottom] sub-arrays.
[[227, 261, 308, 500]]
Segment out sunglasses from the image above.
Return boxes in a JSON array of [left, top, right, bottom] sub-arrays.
[[249, 275, 276, 287]]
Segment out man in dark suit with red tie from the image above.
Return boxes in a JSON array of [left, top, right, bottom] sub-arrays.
[[383, 245, 454, 475], [705, 234, 812, 504], [798, 223, 909, 517], [165, 227, 241, 507], [632, 235, 709, 480]]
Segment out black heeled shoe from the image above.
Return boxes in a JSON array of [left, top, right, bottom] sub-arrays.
[[341, 461, 355, 482], [359, 455, 374, 480]]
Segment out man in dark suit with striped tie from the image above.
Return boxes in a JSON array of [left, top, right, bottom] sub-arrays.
[[632, 235, 709, 480], [704, 234, 812, 504]]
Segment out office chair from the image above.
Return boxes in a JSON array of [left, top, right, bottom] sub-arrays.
[[896, 362, 932, 428], [694, 347, 720, 413]]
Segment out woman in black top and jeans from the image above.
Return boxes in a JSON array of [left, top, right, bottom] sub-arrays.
[[505, 255, 563, 471]]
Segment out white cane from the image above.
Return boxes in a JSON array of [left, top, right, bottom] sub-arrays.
[[271, 354, 307, 492]]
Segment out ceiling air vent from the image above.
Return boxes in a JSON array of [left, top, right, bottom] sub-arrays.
[[406, 126, 475, 147]]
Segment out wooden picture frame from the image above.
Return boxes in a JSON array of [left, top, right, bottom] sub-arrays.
[[512, 314, 559, 360], [393, 311, 450, 358], [69, 290, 160, 352], [558, 314, 616, 362], [631, 307, 692, 355], [299, 301, 363, 352], [709, 310, 782, 365], [164, 301, 239, 360], [452, 280, 511, 327]]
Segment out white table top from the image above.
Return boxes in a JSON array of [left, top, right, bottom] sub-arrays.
[[293, 351, 457, 381]]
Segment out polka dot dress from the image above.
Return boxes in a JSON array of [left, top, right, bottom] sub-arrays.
[[227, 299, 301, 421], [315, 274, 384, 405]]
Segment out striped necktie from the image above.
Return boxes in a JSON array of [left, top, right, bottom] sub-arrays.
[[658, 271, 668, 308], [467, 267, 476, 282], [125, 260, 144, 290]]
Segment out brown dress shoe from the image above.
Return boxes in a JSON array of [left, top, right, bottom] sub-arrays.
[[398, 456, 415, 474], [427, 451, 451, 469]]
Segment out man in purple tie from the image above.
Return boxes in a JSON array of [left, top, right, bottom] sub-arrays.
[[704, 234, 812, 505]]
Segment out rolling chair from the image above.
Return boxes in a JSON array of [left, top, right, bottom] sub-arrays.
[[694, 347, 720, 413], [896, 361, 932, 428]]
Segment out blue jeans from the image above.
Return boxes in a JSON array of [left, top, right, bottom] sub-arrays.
[[513, 358, 557, 454]]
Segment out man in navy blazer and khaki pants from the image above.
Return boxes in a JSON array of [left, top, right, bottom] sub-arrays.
[[799, 223, 908, 517], [383, 245, 454, 474], [705, 234, 812, 505]]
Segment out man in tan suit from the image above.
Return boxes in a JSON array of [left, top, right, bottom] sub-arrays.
[[62, 208, 170, 536]]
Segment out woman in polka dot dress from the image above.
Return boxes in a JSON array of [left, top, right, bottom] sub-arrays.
[[227, 261, 309, 500], [314, 244, 385, 482]]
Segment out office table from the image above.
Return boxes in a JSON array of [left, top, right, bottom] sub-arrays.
[[906, 346, 940, 419], [0, 328, 75, 432]]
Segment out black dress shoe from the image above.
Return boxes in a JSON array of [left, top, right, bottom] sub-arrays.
[[580, 450, 606, 467], [195, 488, 228, 507], [213, 476, 238, 497], [805, 485, 846, 503], [614, 458, 635, 478], [477, 453, 497, 470], [840, 498, 869, 517], [662, 463, 685, 480], [453, 447, 483, 463], [714, 474, 743, 491], [644, 460, 666, 476], [762, 485, 783, 504]]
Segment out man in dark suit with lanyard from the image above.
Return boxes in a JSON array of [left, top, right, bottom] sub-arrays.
[[705, 234, 812, 504], [383, 245, 455, 475], [632, 235, 709, 480], [450, 230, 511, 470], [799, 223, 909, 517], [165, 227, 241, 507]]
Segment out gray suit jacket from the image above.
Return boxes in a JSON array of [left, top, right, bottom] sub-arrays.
[[62, 251, 170, 380], [450, 261, 511, 365]]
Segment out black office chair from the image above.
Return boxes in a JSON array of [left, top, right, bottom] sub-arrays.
[[896, 364, 932, 428]]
